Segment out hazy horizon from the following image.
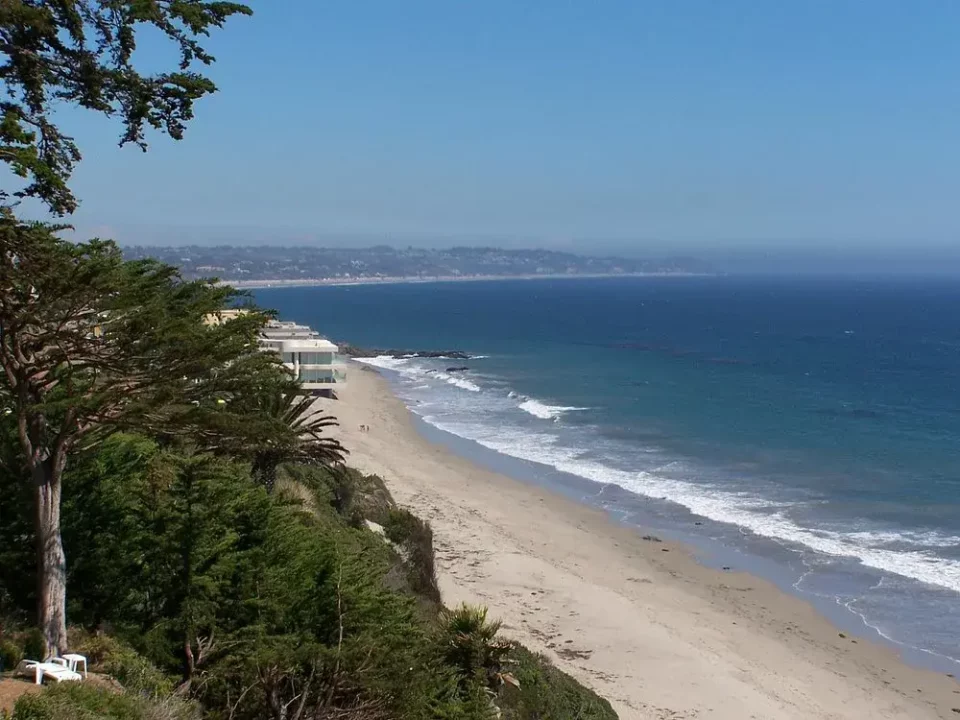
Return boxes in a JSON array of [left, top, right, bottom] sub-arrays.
[[118, 236, 960, 276], [50, 2, 960, 273]]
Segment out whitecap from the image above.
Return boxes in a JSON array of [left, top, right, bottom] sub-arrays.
[[412, 411, 960, 595], [518, 399, 588, 421], [354, 356, 481, 392]]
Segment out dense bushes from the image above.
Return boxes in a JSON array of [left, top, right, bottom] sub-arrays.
[[67, 634, 175, 698], [5, 683, 198, 720], [384, 508, 443, 605], [498, 645, 618, 720], [1, 437, 617, 719], [0, 638, 21, 672]]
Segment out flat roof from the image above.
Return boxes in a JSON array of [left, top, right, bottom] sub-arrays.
[[274, 338, 339, 352]]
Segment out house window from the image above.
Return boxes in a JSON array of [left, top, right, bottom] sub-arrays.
[[299, 352, 333, 365], [299, 368, 335, 382]]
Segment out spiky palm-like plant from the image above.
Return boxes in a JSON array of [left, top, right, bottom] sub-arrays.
[[247, 380, 347, 492], [441, 604, 512, 686]]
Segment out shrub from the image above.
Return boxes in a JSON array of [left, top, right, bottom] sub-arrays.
[[349, 471, 395, 525], [22, 628, 44, 662], [440, 604, 511, 687], [10, 684, 146, 720], [496, 644, 618, 720], [0, 638, 22, 671], [279, 464, 396, 526], [68, 634, 175, 697], [383, 508, 441, 604], [9, 684, 199, 720]]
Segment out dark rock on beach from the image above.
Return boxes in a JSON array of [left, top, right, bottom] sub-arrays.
[[446, 366, 470, 372]]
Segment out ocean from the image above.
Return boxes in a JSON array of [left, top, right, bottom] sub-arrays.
[[255, 276, 960, 671]]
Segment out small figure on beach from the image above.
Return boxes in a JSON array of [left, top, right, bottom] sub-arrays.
[[358, 423, 371, 433]]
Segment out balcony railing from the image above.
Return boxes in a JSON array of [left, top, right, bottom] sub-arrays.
[[297, 368, 347, 384]]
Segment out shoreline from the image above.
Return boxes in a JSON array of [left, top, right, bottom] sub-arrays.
[[315, 364, 960, 719], [222, 271, 710, 289]]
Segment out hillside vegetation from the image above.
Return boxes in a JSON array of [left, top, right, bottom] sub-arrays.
[[1, 441, 617, 719], [0, 226, 615, 720]]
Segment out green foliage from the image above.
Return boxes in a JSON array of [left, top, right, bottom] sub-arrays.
[[384, 508, 442, 605], [59, 436, 279, 682], [0, 638, 22, 670], [280, 464, 395, 527], [495, 644, 618, 720], [8, 683, 198, 720], [22, 628, 45, 662], [347, 471, 395, 524], [440, 605, 510, 690], [2, 392, 616, 720], [0, 224, 305, 654], [1, 423, 618, 719], [61, 434, 160, 629], [68, 633, 176, 698], [0, 224, 291, 459], [0, 429, 35, 621], [0, 0, 251, 216], [232, 379, 347, 492], [10, 684, 143, 720], [187, 485, 446, 719]]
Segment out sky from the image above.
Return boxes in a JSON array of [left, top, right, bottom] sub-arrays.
[[49, 2, 960, 266]]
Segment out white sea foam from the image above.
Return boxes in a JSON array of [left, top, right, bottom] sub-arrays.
[[437, 373, 482, 392], [354, 356, 411, 372], [359, 355, 960, 594], [841, 529, 960, 549], [414, 414, 960, 595], [518, 398, 587, 421], [354, 356, 481, 392]]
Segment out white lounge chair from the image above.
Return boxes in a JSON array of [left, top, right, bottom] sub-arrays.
[[60, 653, 88, 678], [19, 658, 83, 684]]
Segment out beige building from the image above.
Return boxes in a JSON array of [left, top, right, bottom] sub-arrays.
[[202, 308, 249, 326]]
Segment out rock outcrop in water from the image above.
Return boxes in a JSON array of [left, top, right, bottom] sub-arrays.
[[339, 343, 471, 360]]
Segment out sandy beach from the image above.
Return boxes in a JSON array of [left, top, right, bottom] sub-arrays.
[[315, 364, 960, 720]]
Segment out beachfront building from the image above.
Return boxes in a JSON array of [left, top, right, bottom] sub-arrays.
[[201, 314, 347, 395], [202, 308, 249, 326], [260, 320, 318, 341], [260, 321, 347, 395]]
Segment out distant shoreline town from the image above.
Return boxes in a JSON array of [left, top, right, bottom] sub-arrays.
[[121, 245, 711, 284], [223, 271, 709, 290]]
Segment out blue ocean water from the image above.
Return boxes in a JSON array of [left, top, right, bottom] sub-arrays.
[[255, 276, 960, 669]]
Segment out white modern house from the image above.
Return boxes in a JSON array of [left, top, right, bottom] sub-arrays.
[[259, 321, 346, 395], [203, 314, 347, 395], [260, 321, 318, 340]]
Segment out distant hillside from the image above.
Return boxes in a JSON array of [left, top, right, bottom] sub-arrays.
[[122, 245, 710, 282]]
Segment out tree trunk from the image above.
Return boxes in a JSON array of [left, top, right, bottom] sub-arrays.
[[34, 460, 67, 658], [184, 634, 195, 682]]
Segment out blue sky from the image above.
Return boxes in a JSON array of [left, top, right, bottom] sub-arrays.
[[59, 1, 960, 259]]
